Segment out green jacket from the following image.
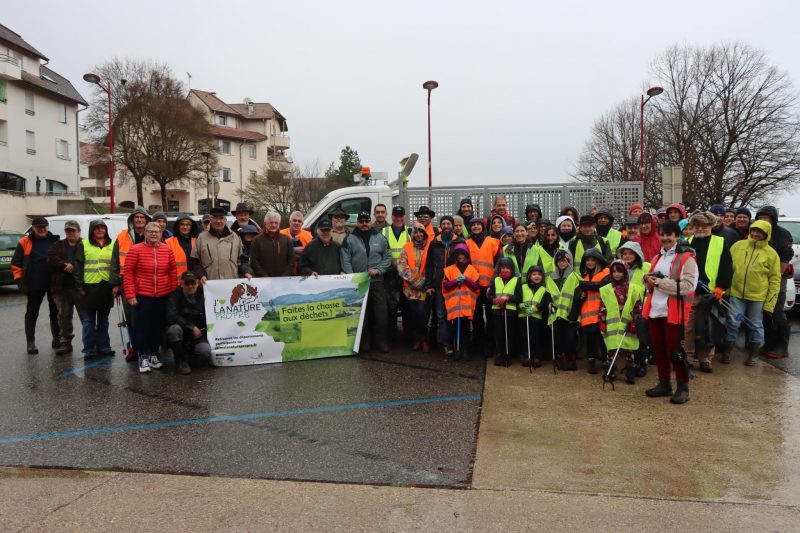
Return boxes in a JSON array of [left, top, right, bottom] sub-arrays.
[[729, 220, 782, 312]]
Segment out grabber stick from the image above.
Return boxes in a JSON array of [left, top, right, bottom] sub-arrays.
[[603, 331, 627, 391]]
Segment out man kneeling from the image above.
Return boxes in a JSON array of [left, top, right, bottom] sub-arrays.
[[166, 271, 211, 374]]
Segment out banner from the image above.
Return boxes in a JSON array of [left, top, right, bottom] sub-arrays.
[[204, 273, 371, 366]]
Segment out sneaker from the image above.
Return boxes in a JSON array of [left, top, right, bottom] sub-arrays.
[[443, 346, 454, 357], [55, 343, 73, 356], [98, 348, 115, 357], [699, 361, 713, 373], [138, 356, 151, 373], [149, 354, 164, 369]]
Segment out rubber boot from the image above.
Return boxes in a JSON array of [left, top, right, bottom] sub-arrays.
[[411, 338, 422, 351], [624, 362, 637, 384], [745, 342, 760, 366], [55, 341, 73, 356], [50, 317, 60, 349], [587, 358, 598, 374], [25, 318, 38, 354], [170, 341, 191, 375], [670, 382, 690, 404], [645, 378, 673, 397], [720, 341, 734, 364]]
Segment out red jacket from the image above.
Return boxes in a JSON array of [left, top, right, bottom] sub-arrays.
[[123, 242, 178, 299]]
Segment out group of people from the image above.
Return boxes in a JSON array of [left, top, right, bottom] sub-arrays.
[[11, 196, 793, 404]]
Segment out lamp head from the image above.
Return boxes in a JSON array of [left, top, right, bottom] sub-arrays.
[[646, 86, 664, 97], [83, 72, 101, 85], [422, 80, 439, 92]]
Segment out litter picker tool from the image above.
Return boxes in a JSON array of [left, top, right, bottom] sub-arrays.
[[115, 296, 131, 357], [603, 331, 627, 391], [525, 312, 534, 373], [503, 306, 510, 367]]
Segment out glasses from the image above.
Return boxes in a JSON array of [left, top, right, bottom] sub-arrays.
[[146, 230, 162, 234]]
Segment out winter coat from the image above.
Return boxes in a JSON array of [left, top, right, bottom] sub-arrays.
[[250, 232, 294, 277], [191, 225, 250, 281], [299, 238, 342, 276], [633, 213, 661, 263], [74, 221, 114, 310], [755, 206, 794, 265], [729, 220, 782, 312], [110, 207, 150, 285], [123, 241, 178, 299], [341, 229, 392, 278], [166, 286, 207, 334], [426, 233, 466, 290], [11, 231, 60, 293], [46, 238, 81, 294]]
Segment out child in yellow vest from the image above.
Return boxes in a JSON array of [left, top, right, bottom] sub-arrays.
[[488, 257, 521, 367], [518, 265, 553, 368], [598, 260, 644, 384]]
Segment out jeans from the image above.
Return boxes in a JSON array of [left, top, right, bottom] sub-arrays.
[[433, 290, 450, 347], [726, 297, 764, 345], [81, 307, 111, 354], [406, 299, 428, 339], [24, 289, 58, 340]]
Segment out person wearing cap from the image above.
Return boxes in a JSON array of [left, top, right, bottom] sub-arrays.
[[708, 205, 739, 248], [733, 207, 752, 241], [230, 203, 260, 238], [628, 203, 644, 218], [577, 247, 611, 374], [425, 215, 466, 355], [237, 225, 259, 264], [280, 211, 313, 275], [201, 214, 211, 232], [568, 215, 612, 267], [488, 214, 507, 240], [642, 220, 699, 405], [299, 219, 342, 276], [165, 271, 211, 375], [124, 222, 178, 373], [74, 220, 115, 359], [594, 208, 622, 255], [250, 211, 294, 278], [457, 198, 475, 238], [555, 215, 576, 249], [413, 206, 438, 239], [724, 220, 782, 366], [46, 220, 84, 355], [684, 210, 732, 373], [466, 217, 502, 356], [488, 257, 521, 366], [623, 216, 640, 241], [633, 212, 661, 264], [666, 203, 687, 223], [110, 206, 151, 360], [753, 206, 794, 359], [372, 203, 389, 231], [191, 207, 253, 283], [441, 242, 481, 361], [485, 195, 517, 229], [380, 205, 410, 342], [165, 213, 198, 282], [151, 211, 172, 240], [328, 207, 350, 245], [398, 223, 432, 351], [524, 204, 542, 224], [342, 211, 392, 352], [12, 217, 61, 354]]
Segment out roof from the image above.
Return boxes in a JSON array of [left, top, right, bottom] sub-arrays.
[[190, 89, 240, 116], [21, 66, 87, 106], [0, 23, 48, 61], [208, 125, 267, 142]]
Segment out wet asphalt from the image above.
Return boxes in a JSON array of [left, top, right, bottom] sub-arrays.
[[0, 287, 484, 487]]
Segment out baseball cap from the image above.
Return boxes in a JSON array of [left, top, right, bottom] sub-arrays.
[[317, 219, 333, 230], [392, 206, 405, 216], [357, 211, 371, 221], [64, 220, 81, 231], [181, 271, 198, 283], [31, 217, 48, 227]]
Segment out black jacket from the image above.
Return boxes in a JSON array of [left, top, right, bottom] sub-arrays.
[[755, 206, 794, 264], [166, 286, 206, 334], [426, 234, 466, 290], [46, 238, 81, 294], [299, 238, 342, 276]]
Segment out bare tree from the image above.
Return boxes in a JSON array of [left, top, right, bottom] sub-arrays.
[[239, 159, 330, 221], [574, 42, 800, 209], [84, 58, 217, 207]]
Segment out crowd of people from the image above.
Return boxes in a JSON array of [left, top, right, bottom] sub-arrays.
[[10, 196, 794, 404]]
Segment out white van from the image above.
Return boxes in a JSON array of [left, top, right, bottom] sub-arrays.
[[40, 214, 130, 240]]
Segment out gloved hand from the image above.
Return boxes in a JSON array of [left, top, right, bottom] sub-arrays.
[[714, 287, 725, 301], [628, 321, 637, 334], [456, 279, 463, 287], [599, 321, 607, 333], [457, 275, 466, 282]]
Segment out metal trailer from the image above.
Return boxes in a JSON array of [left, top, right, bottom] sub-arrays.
[[396, 182, 643, 225]]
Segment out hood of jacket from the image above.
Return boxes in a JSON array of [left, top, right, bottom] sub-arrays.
[[755, 206, 779, 226], [126, 207, 152, 230], [550, 249, 574, 280], [617, 240, 645, 265], [87, 219, 112, 245], [749, 219, 772, 245], [580, 247, 608, 274], [173, 213, 199, 238], [668, 203, 687, 219]]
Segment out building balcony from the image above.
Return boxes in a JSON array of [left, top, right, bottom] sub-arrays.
[[265, 158, 294, 180], [0, 54, 21, 80], [267, 134, 290, 150]]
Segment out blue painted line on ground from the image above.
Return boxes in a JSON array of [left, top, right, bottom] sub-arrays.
[[0, 394, 481, 445], [58, 357, 114, 379]]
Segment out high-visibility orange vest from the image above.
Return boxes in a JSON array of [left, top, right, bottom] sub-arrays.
[[116, 230, 134, 270], [442, 264, 480, 320], [579, 268, 610, 326], [280, 228, 313, 247], [642, 252, 695, 326], [466, 237, 501, 287], [10, 235, 32, 281], [165, 236, 196, 280], [422, 224, 436, 240], [401, 240, 430, 287]]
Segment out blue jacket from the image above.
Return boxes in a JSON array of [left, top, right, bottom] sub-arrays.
[[341, 230, 392, 278]]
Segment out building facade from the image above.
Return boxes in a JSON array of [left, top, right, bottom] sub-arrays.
[[0, 24, 86, 198]]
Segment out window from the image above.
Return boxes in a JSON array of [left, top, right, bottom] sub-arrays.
[[219, 140, 232, 155], [322, 198, 372, 226], [46, 180, 68, 193], [25, 90, 34, 115], [222, 168, 232, 182], [249, 170, 257, 179], [216, 115, 227, 126], [248, 144, 256, 159], [57, 103, 67, 124], [56, 139, 70, 160], [26, 130, 35, 155], [0, 80, 6, 103]]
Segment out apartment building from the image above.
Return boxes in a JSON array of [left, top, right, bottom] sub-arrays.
[[0, 24, 86, 197]]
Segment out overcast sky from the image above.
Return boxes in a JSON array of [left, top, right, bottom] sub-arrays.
[[6, 0, 800, 212]]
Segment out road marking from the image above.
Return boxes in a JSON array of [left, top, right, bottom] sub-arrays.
[[58, 357, 114, 378], [0, 394, 481, 445]]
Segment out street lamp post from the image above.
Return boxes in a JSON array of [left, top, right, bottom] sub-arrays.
[[83, 72, 115, 213], [422, 80, 438, 197], [201, 150, 210, 213], [640, 86, 664, 182]]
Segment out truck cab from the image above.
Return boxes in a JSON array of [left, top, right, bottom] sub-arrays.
[[304, 184, 395, 233]]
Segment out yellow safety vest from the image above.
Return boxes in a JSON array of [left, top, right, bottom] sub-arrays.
[[82, 238, 114, 283], [492, 277, 518, 312], [552, 272, 582, 324], [688, 235, 724, 289], [382, 226, 410, 260], [519, 284, 547, 319], [599, 283, 643, 352], [503, 244, 541, 277], [605, 229, 622, 255]]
